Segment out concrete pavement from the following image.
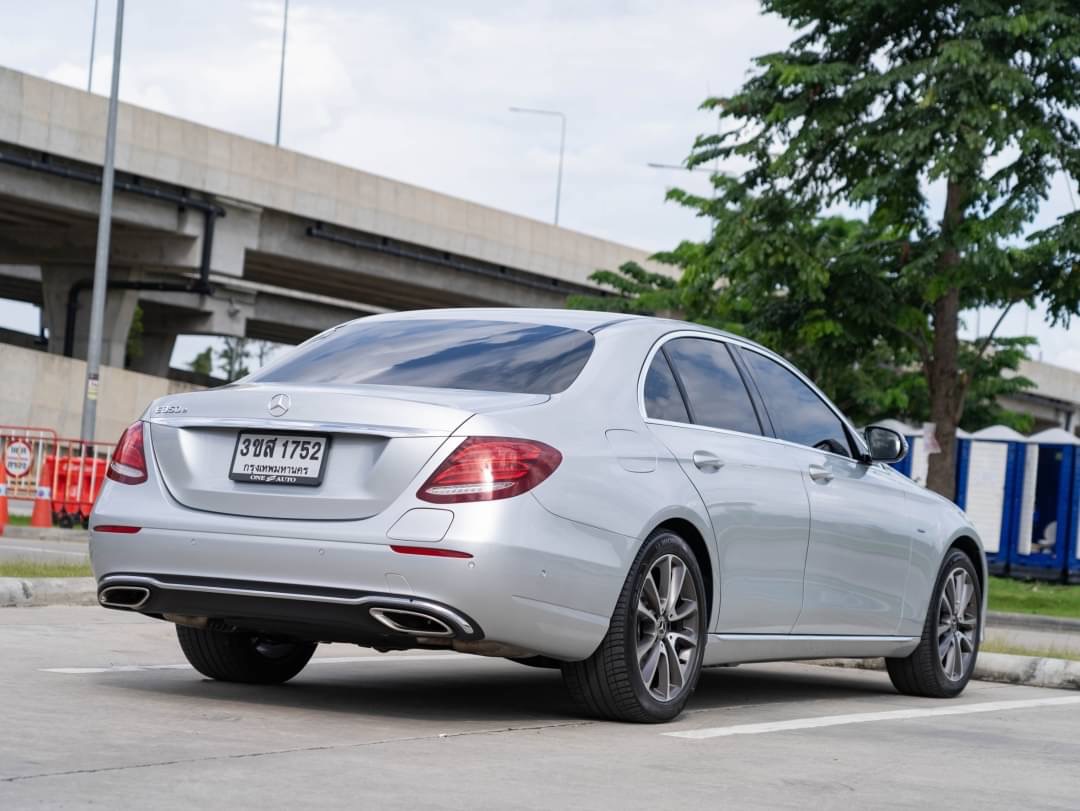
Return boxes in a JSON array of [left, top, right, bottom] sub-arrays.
[[1, 606, 1079, 809]]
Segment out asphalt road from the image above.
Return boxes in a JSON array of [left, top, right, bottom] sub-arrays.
[[0, 536, 88, 564], [2, 607, 1079, 809]]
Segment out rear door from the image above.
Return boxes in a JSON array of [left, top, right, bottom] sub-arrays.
[[738, 347, 912, 636], [642, 336, 811, 633]]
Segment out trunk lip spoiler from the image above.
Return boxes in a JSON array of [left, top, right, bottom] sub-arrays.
[[147, 416, 441, 438]]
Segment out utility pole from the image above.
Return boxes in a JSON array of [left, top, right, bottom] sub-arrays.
[[87, 0, 99, 92], [275, 0, 289, 147], [80, 0, 125, 442], [509, 107, 566, 225]]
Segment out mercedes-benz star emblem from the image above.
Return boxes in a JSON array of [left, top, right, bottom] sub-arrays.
[[268, 393, 291, 417]]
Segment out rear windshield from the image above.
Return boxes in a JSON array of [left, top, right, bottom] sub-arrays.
[[250, 318, 595, 394]]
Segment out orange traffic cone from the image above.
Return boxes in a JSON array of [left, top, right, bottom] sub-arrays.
[[0, 466, 8, 535], [30, 482, 52, 528]]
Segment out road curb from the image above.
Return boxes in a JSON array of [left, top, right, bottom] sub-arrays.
[[0, 577, 97, 607], [988, 611, 1080, 633], [816, 653, 1080, 691]]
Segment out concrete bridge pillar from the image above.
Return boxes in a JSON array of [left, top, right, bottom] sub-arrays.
[[39, 264, 140, 368], [126, 329, 177, 378]]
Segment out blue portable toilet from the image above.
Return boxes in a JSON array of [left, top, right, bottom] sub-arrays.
[[1011, 427, 1080, 582], [955, 425, 1030, 575]]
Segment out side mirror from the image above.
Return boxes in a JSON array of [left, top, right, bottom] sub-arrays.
[[864, 425, 908, 464]]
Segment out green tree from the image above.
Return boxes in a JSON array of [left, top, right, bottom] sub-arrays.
[[125, 305, 144, 365], [683, 0, 1080, 498], [216, 337, 250, 382], [571, 195, 1034, 432], [188, 346, 214, 377]]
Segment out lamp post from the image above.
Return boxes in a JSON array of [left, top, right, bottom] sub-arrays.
[[80, 0, 124, 442], [87, 0, 99, 92], [646, 162, 716, 173], [509, 106, 566, 226], [275, 0, 289, 146]]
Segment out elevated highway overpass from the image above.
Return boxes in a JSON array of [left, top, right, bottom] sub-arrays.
[[0, 66, 657, 375]]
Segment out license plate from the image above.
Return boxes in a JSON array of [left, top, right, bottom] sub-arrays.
[[229, 432, 330, 486]]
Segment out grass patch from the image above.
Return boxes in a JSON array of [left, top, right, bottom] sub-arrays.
[[987, 576, 1080, 619], [0, 560, 92, 578], [981, 639, 1080, 662], [5, 514, 30, 526]]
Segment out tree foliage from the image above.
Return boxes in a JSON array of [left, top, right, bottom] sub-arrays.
[[217, 337, 250, 382], [579, 1, 1080, 498], [188, 346, 214, 377]]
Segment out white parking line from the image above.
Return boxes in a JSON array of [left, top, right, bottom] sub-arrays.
[[41, 653, 464, 675], [664, 695, 1080, 739]]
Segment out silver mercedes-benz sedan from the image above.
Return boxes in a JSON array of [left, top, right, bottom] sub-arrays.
[[90, 309, 985, 722]]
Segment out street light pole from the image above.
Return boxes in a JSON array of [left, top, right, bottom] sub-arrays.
[[87, 0, 99, 92], [275, 0, 289, 147], [509, 106, 566, 226], [80, 0, 125, 442], [646, 162, 716, 173]]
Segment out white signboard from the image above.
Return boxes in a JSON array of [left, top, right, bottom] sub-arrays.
[[4, 440, 32, 478]]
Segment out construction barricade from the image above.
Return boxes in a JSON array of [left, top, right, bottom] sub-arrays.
[[0, 426, 114, 531]]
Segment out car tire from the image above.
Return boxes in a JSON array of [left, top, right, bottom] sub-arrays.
[[176, 625, 317, 685], [561, 528, 707, 723], [886, 549, 981, 698]]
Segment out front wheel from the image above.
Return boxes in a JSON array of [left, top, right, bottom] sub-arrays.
[[562, 529, 707, 723], [886, 549, 981, 698], [177, 625, 316, 684]]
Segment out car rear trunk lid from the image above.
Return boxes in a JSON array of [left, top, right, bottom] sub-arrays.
[[147, 384, 546, 520]]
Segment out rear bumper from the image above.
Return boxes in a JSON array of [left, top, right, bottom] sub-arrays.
[[97, 573, 482, 645], [89, 491, 637, 660]]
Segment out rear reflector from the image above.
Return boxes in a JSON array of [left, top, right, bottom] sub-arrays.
[[92, 525, 142, 534], [390, 545, 473, 559], [107, 422, 148, 485], [416, 436, 561, 504]]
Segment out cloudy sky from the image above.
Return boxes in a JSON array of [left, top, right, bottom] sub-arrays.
[[1, 0, 1078, 372]]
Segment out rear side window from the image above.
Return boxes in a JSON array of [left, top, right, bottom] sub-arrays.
[[251, 319, 594, 395], [740, 349, 853, 457], [643, 351, 690, 423], [663, 338, 761, 435]]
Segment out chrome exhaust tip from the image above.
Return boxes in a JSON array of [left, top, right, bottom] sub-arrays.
[[98, 586, 150, 610], [369, 607, 455, 638]]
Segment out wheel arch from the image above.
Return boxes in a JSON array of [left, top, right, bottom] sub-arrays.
[[652, 517, 715, 622], [948, 534, 986, 598]]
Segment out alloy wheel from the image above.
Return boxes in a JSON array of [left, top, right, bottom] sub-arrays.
[[937, 567, 978, 681], [635, 554, 700, 701]]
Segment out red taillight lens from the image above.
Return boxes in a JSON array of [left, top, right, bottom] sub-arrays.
[[107, 422, 148, 485], [416, 436, 562, 504]]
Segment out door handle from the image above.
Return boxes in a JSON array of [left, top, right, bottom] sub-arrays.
[[692, 451, 724, 472], [808, 464, 833, 483]]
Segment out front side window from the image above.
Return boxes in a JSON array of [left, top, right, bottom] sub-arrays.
[[663, 338, 761, 435], [740, 349, 852, 456], [251, 318, 594, 395]]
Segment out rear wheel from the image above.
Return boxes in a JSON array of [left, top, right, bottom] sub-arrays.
[[562, 529, 707, 723], [176, 625, 317, 684], [886, 549, 981, 698]]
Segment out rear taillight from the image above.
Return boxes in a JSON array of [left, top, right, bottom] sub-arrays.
[[416, 436, 562, 504], [107, 422, 148, 485]]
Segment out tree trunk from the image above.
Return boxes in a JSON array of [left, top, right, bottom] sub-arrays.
[[925, 286, 961, 500], [925, 179, 966, 501]]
